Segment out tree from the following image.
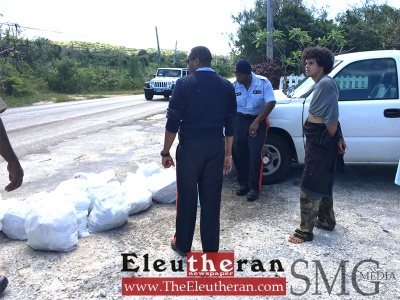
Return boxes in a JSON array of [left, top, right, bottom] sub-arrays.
[[254, 27, 346, 75], [230, 0, 342, 65], [230, 0, 266, 63], [336, 3, 400, 51], [0, 20, 23, 91]]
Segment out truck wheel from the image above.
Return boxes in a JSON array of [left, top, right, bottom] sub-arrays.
[[145, 92, 153, 100], [262, 133, 292, 185]]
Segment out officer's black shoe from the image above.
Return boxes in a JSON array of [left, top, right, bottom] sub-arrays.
[[171, 240, 186, 256], [246, 190, 260, 201], [0, 276, 8, 295], [236, 186, 250, 196]]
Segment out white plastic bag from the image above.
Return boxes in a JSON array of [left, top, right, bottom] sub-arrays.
[[48, 190, 91, 238], [135, 163, 176, 204], [1, 199, 29, 240], [0, 198, 19, 232], [25, 199, 78, 252], [135, 162, 161, 177], [87, 182, 130, 232], [73, 169, 115, 184], [121, 172, 152, 215]]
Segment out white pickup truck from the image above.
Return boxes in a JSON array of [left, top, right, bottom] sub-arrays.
[[263, 50, 400, 184]]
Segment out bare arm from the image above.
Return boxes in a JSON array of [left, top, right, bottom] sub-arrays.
[[250, 101, 276, 135], [224, 136, 233, 175], [161, 129, 177, 168], [0, 118, 24, 191]]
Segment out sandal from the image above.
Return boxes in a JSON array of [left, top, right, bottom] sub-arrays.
[[288, 229, 313, 244]]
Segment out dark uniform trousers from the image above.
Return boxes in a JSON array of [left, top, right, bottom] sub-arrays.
[[174, 135, 225, 253], [233, 114, 269, 192]]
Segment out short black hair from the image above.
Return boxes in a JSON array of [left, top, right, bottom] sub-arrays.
[[301, 46, 334, 74], [189, 46, 212, 66]]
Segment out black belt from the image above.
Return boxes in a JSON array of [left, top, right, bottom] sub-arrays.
[[237, 112, 257, 119]]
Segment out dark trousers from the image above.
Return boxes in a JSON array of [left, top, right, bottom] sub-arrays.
[[174, 136, 225, 252], [232, 116, 268, 191]]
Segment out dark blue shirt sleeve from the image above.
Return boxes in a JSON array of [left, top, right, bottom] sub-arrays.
[[166, 79, 185, 133], [224, 86, 237, 137]]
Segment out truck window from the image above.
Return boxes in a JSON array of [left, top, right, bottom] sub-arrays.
[[334, 58, 398, 101]]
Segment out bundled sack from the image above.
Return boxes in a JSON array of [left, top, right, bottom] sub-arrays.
[[87, 182, 131, 232], [55, 170, 115, 212], [121, 172, 152, 215], [25, 199, 78, 252], [25, 190, 90, 238], [136, 162, 176, 204], [1, 199, 30, 240], [73, 169, 116, 183], [48, 190, 91, 238], [0, 198, 19, 232]]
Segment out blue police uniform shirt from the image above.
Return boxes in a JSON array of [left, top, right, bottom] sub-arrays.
[[232, 72, 276, 115]]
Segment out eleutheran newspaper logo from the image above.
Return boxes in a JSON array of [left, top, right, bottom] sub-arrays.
[[121, 252, 286, 296]]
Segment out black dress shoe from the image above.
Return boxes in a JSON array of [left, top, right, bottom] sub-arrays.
[[246, 190, 260, 201], [0, 276, 8, 295], [171, 240, 186, 256], [236, 186, 250, 196]]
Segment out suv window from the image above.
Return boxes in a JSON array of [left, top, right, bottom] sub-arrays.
[[156, 69, 182, 77], [334, 58, 399, 101]]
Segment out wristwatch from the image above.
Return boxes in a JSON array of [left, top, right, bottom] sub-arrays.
[[160, 151, 170, 157]]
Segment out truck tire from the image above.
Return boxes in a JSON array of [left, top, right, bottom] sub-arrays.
[[262, 133, 292, 185], [145, 92, 153, 100]]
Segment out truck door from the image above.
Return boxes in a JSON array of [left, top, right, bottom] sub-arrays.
[[334, 58, 400, 163]]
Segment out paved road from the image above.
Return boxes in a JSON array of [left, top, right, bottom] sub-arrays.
[[1, 95, 169, 157]]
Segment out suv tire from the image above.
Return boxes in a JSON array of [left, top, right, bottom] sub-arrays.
[[145, 92, 153, 100], [262, 133, 292, 185]]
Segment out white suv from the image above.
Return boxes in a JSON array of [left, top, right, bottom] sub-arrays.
[[144, 68, 189, 100], [263, 50, 400, 184]]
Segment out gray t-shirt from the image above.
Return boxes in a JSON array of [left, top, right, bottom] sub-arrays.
[[309, 75, 339, 126]]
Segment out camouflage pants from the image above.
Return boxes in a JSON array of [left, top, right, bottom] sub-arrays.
[[297, 190, 336, 239]]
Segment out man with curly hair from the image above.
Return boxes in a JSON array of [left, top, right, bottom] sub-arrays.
[[289, 46, 346, 244]]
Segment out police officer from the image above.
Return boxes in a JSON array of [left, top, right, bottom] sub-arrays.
[[161, 46, 237, 255], [232, 60, 276, 201]]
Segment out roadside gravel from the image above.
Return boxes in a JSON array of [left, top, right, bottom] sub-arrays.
[[0, 112, 399, 300]]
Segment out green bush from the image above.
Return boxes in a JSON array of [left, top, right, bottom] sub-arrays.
[[3, 76, 35, 96]]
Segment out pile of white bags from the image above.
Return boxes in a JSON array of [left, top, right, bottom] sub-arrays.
[[0, 163, 176, 253]]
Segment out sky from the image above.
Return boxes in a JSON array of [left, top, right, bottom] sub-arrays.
[[1, 0, 399, 56]]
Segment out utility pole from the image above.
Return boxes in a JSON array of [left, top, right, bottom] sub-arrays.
[[155, 26, 161, 67], [266, 0, 274, 59], [174, 40, 178, 67]]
